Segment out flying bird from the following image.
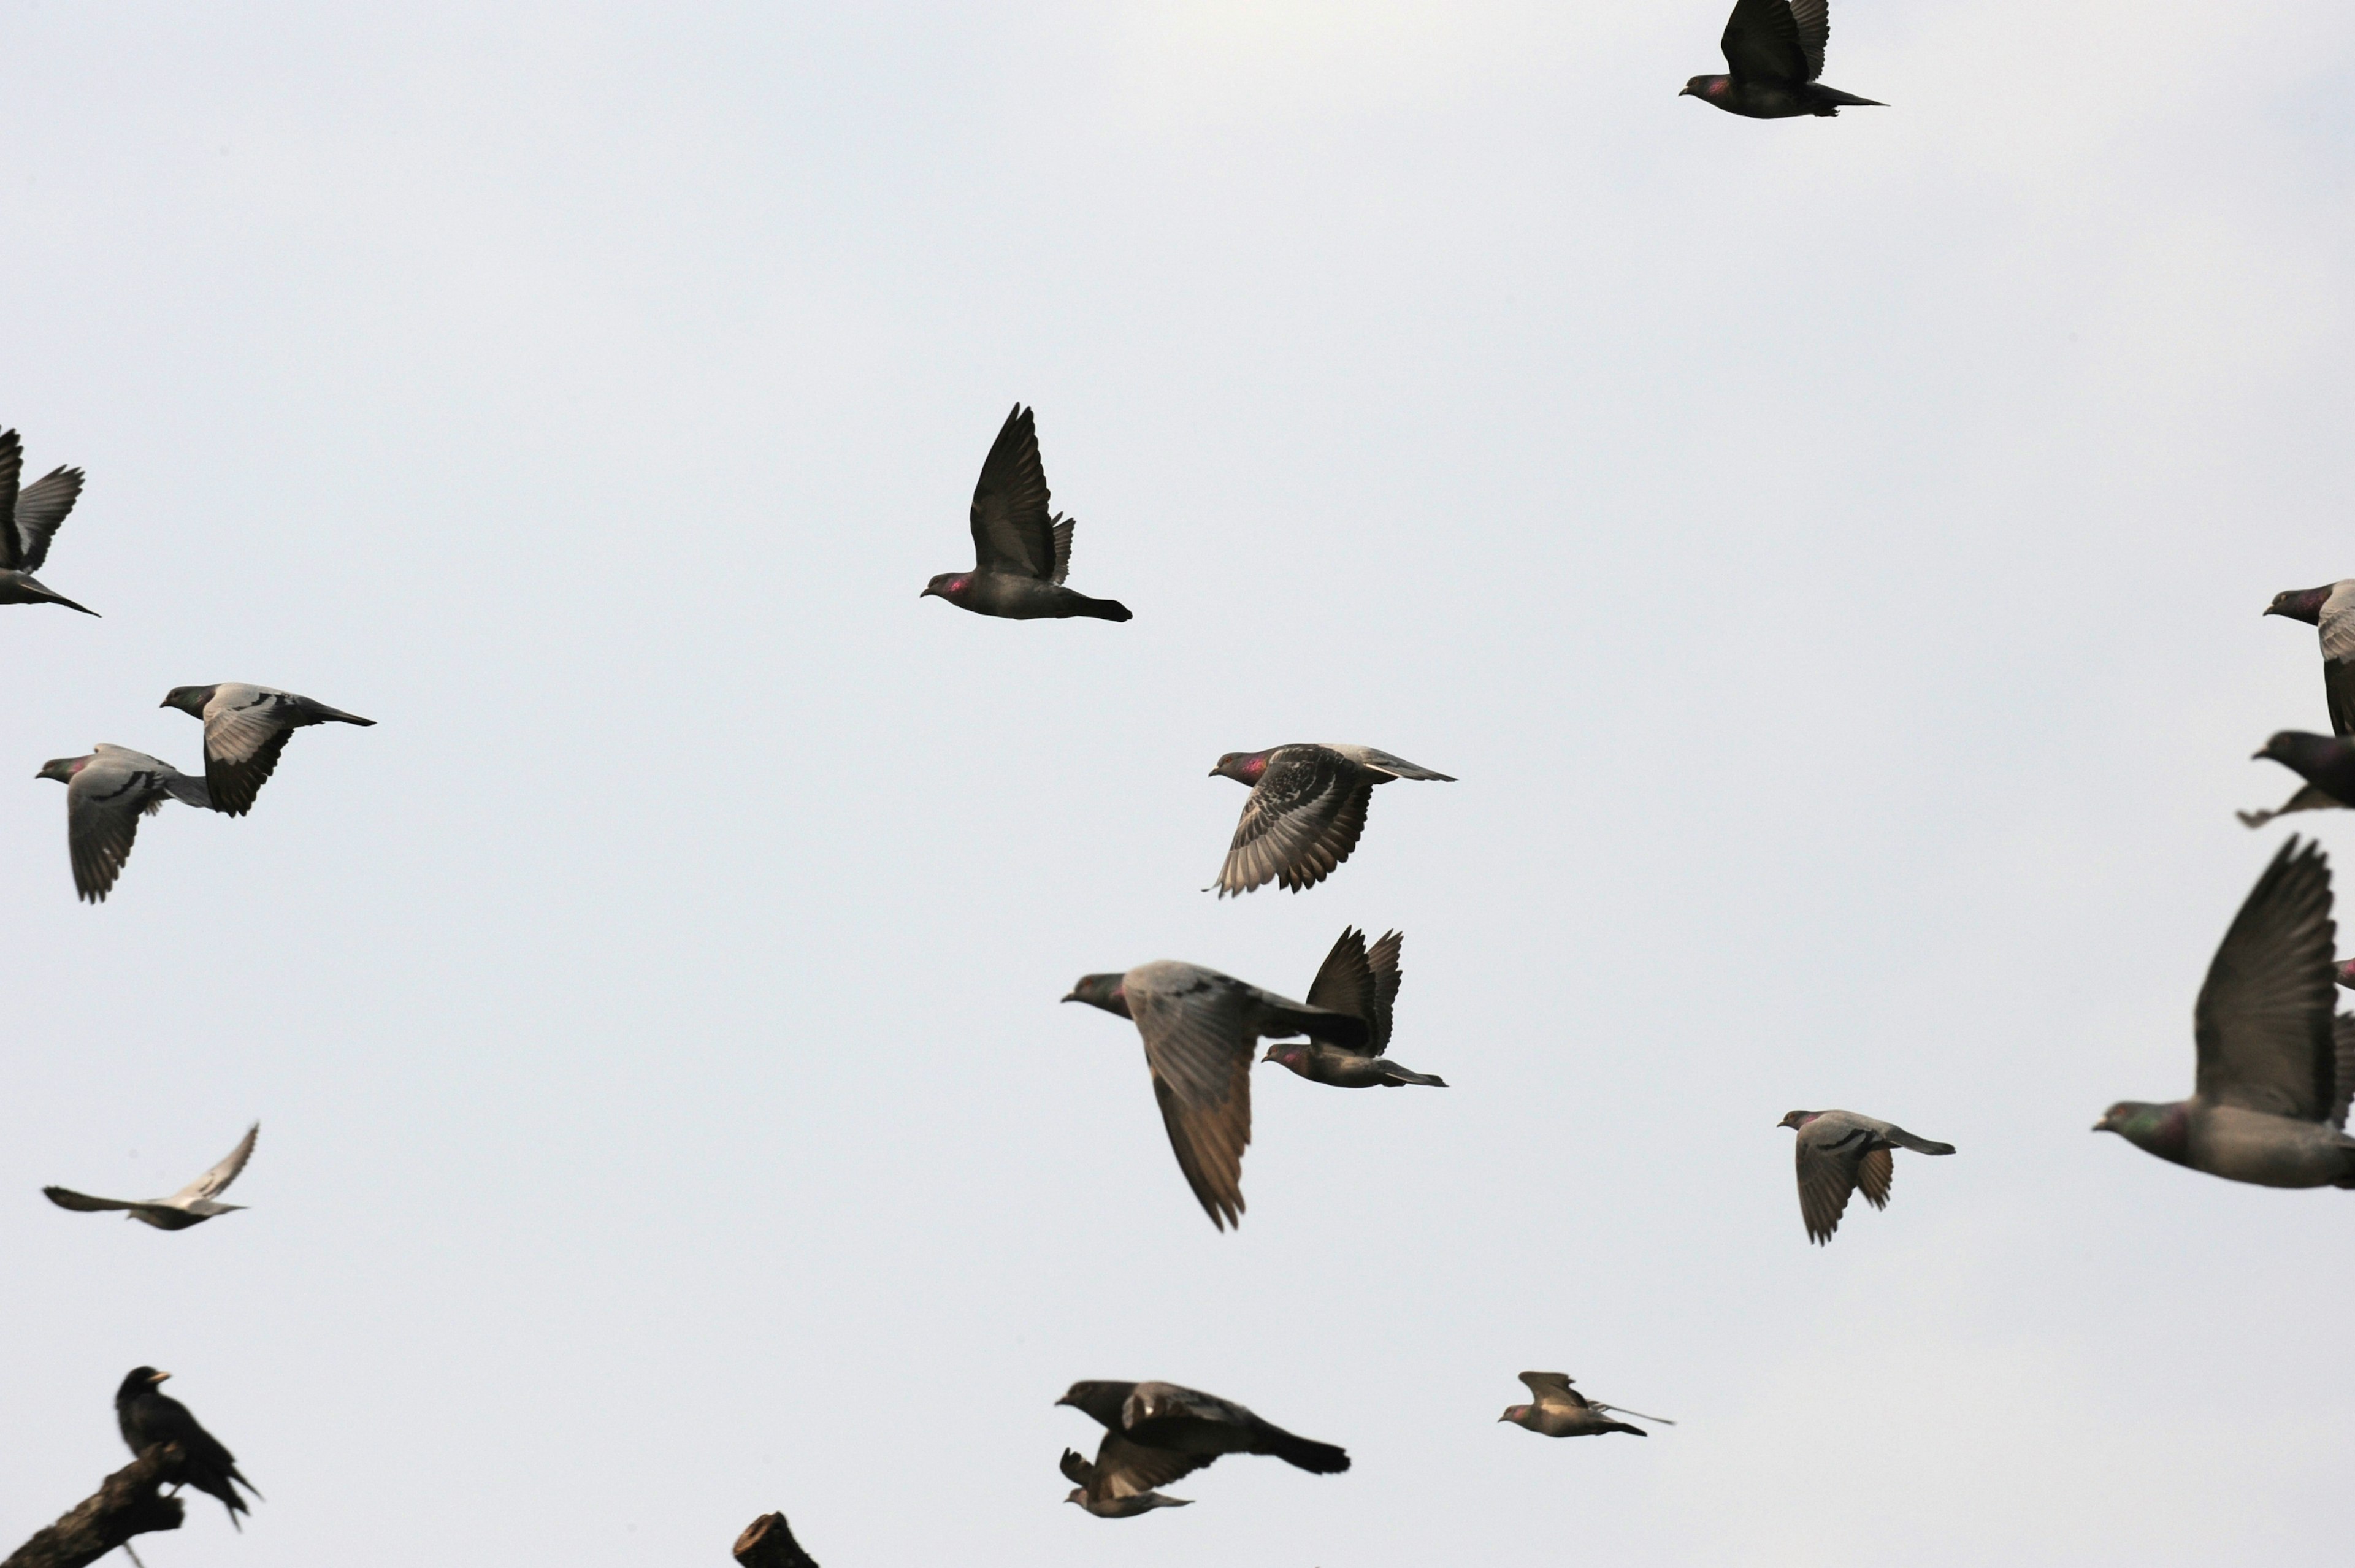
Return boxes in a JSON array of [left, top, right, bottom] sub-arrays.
[[921, 405, 1131, 622], [1208, 744, 1454, 897], [159, 684, 375, 817], [116, 1367, 260, 1528], [2265, 581, 2355, 736], [1777, 1109, 1955, 1244], [45, 1123, 258, 1230], [1680, 0, 1883, 118], [1262, 927, 1448, 1088], [1059, 1446, 1195, 1519], [1064, 963, 1367, 1228], [1498, 1372, 1672, 1439], [36, 745, 212, 903], [1057, 1380, 1349, 1490], [2094, 837, 2355, 1188], [0, 427, 96, 615], [2240, 730, 2355, 828]]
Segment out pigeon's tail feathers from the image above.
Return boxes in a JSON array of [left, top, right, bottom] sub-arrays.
[[1890, 1131, 1956, 1156], [310, 703, 375, 727], [164, 774, 212, 811], [1259, 1428, 1350, 1475], [1593, 1402, 1676, 1426], [1068, 593, 1131, 622], [1813, 86, 1885, 106], [2240, 808, 2280, 828], [1379, 1063, 1448, 1087]]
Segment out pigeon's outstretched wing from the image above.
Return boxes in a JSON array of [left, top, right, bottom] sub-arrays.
[[43, 1185, 134, 1213], [1125, 968, 1261, 1229], [1518, 1371, 1590, 1409], [13, 464, 82, 572], [2194, 837, 2337, 1122], [967, 404, 1059, 581], [1793, 1122, 1867, 1243], [1720, 0, 1809, 82], [1217, 748, 1374, 897], [170, 1123, 259, 1205]]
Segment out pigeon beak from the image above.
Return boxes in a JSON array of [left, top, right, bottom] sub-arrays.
[[1060, 992, 1078, 1003], [2252, 748, 2269, 760], [150, 1371, 172, 1384]]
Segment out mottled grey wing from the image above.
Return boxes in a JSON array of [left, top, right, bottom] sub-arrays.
[[204, 695, 296, 817], [171, 1123, 258, 1204], [0, 430, 21, 570], [44, 1186, 133, 1213], [65, 761, 152, 902], [2194, 837, 2336, 1120], [2321, 586, 2355, 737], [1127, 971, 1257, 1229], [13, 466, 82, 572], [1794, 1126, 1862, 1243], [1788, 0, 1828, 80], [1720, 0, 1808, 82], [1855, 1145, 1893, 1209], [1094, 1431, 1215, 1496], [2332, 1014, 2355, 1130], [967, 404, 1057, 579], [1217, 748, 1372, 897], [1518, 1371, 1588, 1409]]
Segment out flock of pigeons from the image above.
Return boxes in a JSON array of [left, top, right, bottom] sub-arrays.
[[23, 0, 2353, 1551]]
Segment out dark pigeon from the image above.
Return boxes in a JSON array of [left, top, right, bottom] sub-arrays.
[[921, 405, 1130, 622], [159, 683, 375, 817], [1498, 1372, 1672, 1439], [2095, 836, 2355, 1188], [2240, 730, 2355, 828], [36, 745, 212, 903], [1681, 0, 1883, 118], [1208, 744, 1454, 897], [2265, 581, 2355, 737], [1064, 962, 1367, 1229], [1057, 1380, 1349, 1489], [1262, 928, 1449, 1088], [0, 427, 96, 614], [1059, 1444, 1194, 1519], [1777, 1109, 1955, 1244], [116, 1367, 260, 1528]]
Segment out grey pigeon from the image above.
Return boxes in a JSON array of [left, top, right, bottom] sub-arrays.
[[36, 745, 212, 903], [2094, 836, 2355, 1188], [1064, 963, 1368, 1229], [921, 405, 1131, 622], [1498, 1372, 1673, 1439], [159, 684, 375, 817], [1777, 1109, 1955, 1244], [2265, 581, 2355, 736], [45, 1123, 258, 1230], [0, 427, 96, 615], [117, 1366, 260, 1528], [1262, 927, 1448, 1088], [1059, 1445, 1194, 1519], [1057, 1380, 1349, 1485], [2240, 730, 2355, 829], [1682, 0, 1883, 118], [1208, 744, 1455, 897]]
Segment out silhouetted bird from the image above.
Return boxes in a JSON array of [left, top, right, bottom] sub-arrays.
[[1057, 1381, 1349, 1485], [46, 1123, 258, 1230], [1262, 928, 1448, 1088], [1208, 744, 1454, 897], [2095, 837, 2355, 1188], [0, 427, 96, 615], [116, 1367, 259, 1528], [36, 746, 212, 902], [921, 405, 1130, 621], [1065, 964, 1366, 1228], [1060, 1445, 1195, 1518], [1498, 1372, 1672, 1439], [2266, 581, 2355, 736], [1681, 0, 1883, 118], [2242, 730, 2355, 828], [1777, 1109, 1954, 1244], [158, 684, 374, 816]]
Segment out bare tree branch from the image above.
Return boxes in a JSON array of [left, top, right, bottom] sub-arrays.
[[733, 1511, 819, 1568], [3, 1446, 186, 1568]]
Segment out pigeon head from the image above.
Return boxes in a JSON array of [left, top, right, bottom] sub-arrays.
[[1063, 1489, 1087, 1508], [2093, 1100, 2191, 1163], [158, 684, 218, 717], [1209, 751, 1271, 784], [920, 573, 971, 603], [116, 1367, 170, 1403], [2339, 958, 2355, 991], [1776, 1110, 1819, 1131], [1055, 1381, 1132, 1426], [35, 755, 85, 784], [2265, 586, 2332, 625], [1499, 1403, 1533, 1425], [1681, 75, 1730, 99], [1263, 1041, 1310, 1071], [1062, 974, 1131, 1017], [2252, 730, 2346, 776]]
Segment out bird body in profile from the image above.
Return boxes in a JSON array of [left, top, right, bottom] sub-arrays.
[[1681, 0, 1882, 118], [1059, 1446, 1194, 1518], [36, 744, 213, 902], [1498, 1372, 1670, 1439], [1057, 1380, 1350, 1490], [1777, 1109, 1955, 1244], [0, 427, 97, 615], [1262, 928, 1449, 1088], [921, 405, 1130, 622], [1065, 962, 1368, 1228], [159, 683, 375, 817], [2095, 837, 2355, 1189], [2241, 730, 2355, 829], [45, 1123, 259, 1230], [116, 1367, 259, 1528], [1208, 744, 1455, 897], [2265, 581, 2355, 738]]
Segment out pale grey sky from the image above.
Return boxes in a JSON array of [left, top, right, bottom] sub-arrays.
[[4, 2, 2354, 1564]]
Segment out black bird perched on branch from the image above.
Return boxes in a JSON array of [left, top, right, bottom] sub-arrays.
[[115, 1367, 259, 1529]]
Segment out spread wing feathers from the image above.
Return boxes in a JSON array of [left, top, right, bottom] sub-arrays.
[[67, 767, 155, 903], [174, 1124, 259, 1204], [1128, 974, 1258, 1229], [1092, 1432, 1216, 1496], [42, 1186, 132, 1212], [1219, 750, 1373, 897], [2322, 590, 2355, 736], [1794, 1128, 1864, 1244], [1720, 0, 1809, 82], [204, 699, 299, 817], [1304, 927, 1376, 1033], [1788, 0, 1829, 80], [13, 465, 82, 571], [1855, 1146, 1894, 1209], [2194, 837, 2337, 1120], [2238, 781, 2344, 829], [1518, 1371, 1588, 1409], [2332, 1014, 2355, 1130], [0, 430, 21, 569], [1050, 516, 1074, 586], [967, 403, 1057, 579], [1364, 929, 1402, 1055]]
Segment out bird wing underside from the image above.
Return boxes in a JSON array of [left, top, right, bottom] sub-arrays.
[[1094, 1431, 1215, 1496], [1518, 1371, 1588, 1408], [2322, 587, 2355, 736], [967, 404, 1058, 580], [1794, 1126, 1865, 1242], [2194, 837, 2337, 1121], [1855, 1145, 1893, 1209], [1128, 973, 1256, 1228], [1219, 749, 1373, 897], [12, 465, 82, 572], [43, 1185, 132, 1213], [172, 1123, 259, 1204]]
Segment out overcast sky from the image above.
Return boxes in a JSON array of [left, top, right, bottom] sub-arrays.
[[4, 1, 2354, 1563]]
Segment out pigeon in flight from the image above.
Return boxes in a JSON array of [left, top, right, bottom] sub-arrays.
[[36, 745, 212, 903], [116, 1367, 261, 1528], [1777, 1109, 1955, 1244], [1208, 744, 1455, 897], [1681, 0, 1883, 118], [1262, 928, 1449, 1088], [2094, 837, 2355, 1188], [1064, 962, 1368, 1228], [45, 1123, 258, 1230], [2265, 581, 2355, 737], [2240, 730, 2355, 828], [1498, 1372, 1673, 1439], [158, 684, 375, 817], [1059, 1445, 1195, 1519], [0, 427, 96, 616], [1057, 1380, 1349, 1490], [921, 405, 1131, 622]]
